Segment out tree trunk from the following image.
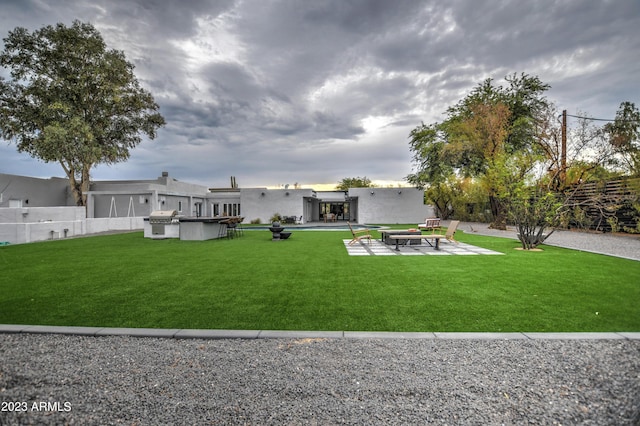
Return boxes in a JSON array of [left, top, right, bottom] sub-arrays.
[[80, 164, 91, 207], [515, 223, 554, 250], [62, 162, 91, 207], [489, 195, 507, 230], [65, 168, 83, 207], [434, 197, 452, 220]]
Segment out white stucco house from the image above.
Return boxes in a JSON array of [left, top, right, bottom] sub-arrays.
[[0, 171, 435, 243], [225, 186, 434, 224]]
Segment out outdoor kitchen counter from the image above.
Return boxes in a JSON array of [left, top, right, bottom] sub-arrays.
[[178, 216, 238, 241], [178, 216, 232, 223]]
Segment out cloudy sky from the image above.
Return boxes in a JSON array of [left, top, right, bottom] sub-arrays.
[[0, 0, 638, 189]]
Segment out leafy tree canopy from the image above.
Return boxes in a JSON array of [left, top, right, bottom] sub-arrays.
[[336, 176, 373, 191], [0, 20, 165, 206], [408, 73, 550, 186], [408, 73, 640, 237], [407, 73, 551, 229], [604, 101, 640, 175]]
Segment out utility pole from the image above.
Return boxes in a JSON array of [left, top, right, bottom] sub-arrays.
[[561, 109, 567, 188]]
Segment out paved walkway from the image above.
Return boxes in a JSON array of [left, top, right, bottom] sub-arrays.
[[1, 324, 639, 340]]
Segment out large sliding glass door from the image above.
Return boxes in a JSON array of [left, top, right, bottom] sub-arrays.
[[320, 202, 350, 221]]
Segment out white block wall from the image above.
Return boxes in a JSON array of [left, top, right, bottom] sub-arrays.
[[0, 207, 143, 244], [240, 188, 313, 224], [348, 188, 435, 224]]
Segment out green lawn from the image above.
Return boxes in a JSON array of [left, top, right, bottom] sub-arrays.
[[1, 228, 638, 332]]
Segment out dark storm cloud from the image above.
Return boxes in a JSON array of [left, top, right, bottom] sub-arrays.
[[0, 0, 638, 187]]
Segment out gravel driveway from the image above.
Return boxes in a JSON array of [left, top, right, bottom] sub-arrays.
[[1, 334, 639, 425]]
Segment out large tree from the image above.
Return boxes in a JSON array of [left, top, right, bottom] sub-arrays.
[[408, 73, 551, 229], [0, 21, 165, 206]]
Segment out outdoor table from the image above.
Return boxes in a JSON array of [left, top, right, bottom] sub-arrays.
[[379, 229, 422, 245]]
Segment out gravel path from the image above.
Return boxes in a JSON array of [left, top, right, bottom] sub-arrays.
[[1, 226, 639, 425], [1, 334, 639, 425], [460, 222, 640, 261]]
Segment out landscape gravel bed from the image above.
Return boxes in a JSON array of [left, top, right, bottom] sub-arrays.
[[1, 334, 639, 424], [462, 222, 640, 261]]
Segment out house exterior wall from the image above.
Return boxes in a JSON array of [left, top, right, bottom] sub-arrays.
[[90, 192, 150, 218], [87, 172, 211, 218], [207, 190, 241, 217], [348, 187, 435, 224], [315, 191, 347, 201], [90, 173, 209, 195], [0, 173, 73, 207], [239, 188, 314, 224]]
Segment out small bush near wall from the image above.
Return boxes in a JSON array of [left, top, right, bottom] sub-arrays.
[[250, 218, 261, 224], [269, 213, 282, 223]]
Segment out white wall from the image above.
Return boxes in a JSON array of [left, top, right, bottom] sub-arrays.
[[0, 207, 143, 244], [0, 206, 85, 223], [240, 188, 313, 224], [349, 187, 435, 224], [0, 221, 85, 244]]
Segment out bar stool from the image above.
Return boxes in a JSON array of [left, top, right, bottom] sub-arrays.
[[235, 217, 244, 237], [218, 219, 230, 239], [226, 218, 237, 239]]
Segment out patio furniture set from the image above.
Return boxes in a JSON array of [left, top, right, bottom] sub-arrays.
[[348, 219, 460, 251], [281, 216, 301, 224], [324, 213, 338, 222]]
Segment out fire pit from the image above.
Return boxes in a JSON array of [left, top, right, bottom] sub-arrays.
[[269, 222, 292, 241]]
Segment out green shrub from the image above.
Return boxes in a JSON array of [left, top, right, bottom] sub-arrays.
[[270, 213, 282, 223]]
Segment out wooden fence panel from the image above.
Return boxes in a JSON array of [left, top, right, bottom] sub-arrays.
[[567, 177, 640, 232]]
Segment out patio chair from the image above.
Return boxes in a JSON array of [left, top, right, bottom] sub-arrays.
[[418, 217, 441, 232], [347, 222, 372, 245], [425, 220, 460, 244]]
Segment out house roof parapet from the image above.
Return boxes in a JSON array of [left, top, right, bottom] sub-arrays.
[[208, 188, 241, 193]]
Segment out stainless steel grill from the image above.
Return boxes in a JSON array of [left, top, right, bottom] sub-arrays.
[[149, 210, 178, 235]]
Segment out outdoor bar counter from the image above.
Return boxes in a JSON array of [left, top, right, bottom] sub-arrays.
[[178, 216, 235, 241], [144, 213, 242, 241]]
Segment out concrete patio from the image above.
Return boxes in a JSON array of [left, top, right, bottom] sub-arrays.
[[343, 238, 503, 256]]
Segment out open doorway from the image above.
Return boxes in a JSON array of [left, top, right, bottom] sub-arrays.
[[320, 202, 350, 221]]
